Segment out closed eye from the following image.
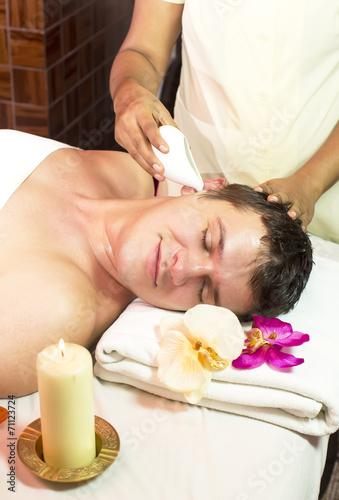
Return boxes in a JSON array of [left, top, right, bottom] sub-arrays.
[[201, 228, 208, 250], [198, 228, 208, 303], [198, 279, 206, 303]]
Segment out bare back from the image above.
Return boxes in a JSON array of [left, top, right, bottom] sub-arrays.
[[0, 148, 154, 397]]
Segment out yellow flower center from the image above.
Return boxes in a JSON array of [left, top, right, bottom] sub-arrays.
[[247, 328, 273, 352], [192, 341, 229, 371]]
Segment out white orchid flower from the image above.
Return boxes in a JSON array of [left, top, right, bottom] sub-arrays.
[[157, 305, 245, 404]]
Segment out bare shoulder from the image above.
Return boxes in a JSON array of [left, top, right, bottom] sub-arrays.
[[0, 258, 101, 340], [74, 149, 155, 200], [0, 260, 98, 397], [106, 150, 155, 199], [36, 148, 154, 200], [0, 253, 133, 397]]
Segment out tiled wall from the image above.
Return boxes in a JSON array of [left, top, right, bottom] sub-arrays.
[[0, 0, 134, 149]]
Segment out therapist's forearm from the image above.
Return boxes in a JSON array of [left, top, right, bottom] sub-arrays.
[[108, 0, 183, 175], [110, 0, 182, 121], [110, 49, 165, 112], [295, 121, 339, 202]]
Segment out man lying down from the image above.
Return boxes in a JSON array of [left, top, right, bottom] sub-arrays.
[[0, 130, 312, 398]]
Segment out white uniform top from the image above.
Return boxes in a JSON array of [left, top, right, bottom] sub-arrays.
[[161, 0, 339, 243]]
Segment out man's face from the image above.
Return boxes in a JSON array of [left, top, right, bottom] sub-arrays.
[[112, 194, 266, 317]]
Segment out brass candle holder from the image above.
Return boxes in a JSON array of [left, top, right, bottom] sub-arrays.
[[17, 415, 120, 482]]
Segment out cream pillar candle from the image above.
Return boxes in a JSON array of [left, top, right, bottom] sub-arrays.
[[36, 339, 96, 469]]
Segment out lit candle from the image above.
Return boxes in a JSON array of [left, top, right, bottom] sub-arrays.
[[36, 339, 96, 468]]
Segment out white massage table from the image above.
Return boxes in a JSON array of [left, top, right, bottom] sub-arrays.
[[0, 130, 338, 499], [0, 376, 330, 500]]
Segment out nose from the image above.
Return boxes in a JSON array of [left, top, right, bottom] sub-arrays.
[[170, 251, 214, 286]]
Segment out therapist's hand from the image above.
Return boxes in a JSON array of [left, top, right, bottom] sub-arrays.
[[253, 174, 317, 231], [254, 122, 339, 231], [114, 82, 177, 181]]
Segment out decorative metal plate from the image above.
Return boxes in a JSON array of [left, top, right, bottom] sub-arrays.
[[17, 416, 120, 482]]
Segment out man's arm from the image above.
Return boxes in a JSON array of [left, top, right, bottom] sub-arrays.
[[254, 121, 339, 230], [110, 0, 183, 178], [0, 267, 97, 398]]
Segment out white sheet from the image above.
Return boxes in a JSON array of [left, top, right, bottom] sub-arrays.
[[0, 129, 74, 211], [94, 235, 339, 436], [0, 378, 329, 500]]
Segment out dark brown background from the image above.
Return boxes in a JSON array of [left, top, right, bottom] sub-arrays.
[[0, 0, 134, 149]]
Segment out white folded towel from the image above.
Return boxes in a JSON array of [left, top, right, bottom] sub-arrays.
[[94, 235, 339, 436]]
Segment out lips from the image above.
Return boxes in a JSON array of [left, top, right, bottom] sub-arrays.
[[155, 239, 161, 286], [148, 239, 161, 286]]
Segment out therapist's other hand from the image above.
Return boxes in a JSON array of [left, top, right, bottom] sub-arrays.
[[114, 83, 177, 180], [181, 177, 228, 196], [253, 175, 316, 231]]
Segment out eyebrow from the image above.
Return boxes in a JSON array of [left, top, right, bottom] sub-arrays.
[[213, 217, 226, 307]]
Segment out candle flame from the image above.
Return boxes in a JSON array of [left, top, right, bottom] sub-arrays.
[[59, 338, 65, 357]]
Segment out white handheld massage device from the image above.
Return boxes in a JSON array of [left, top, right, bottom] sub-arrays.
[[151, 125, 204, 191]]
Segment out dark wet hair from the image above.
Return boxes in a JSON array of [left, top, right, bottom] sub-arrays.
[[201, 184, 313, 321]]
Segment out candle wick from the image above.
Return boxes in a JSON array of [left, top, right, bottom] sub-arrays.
[[61, 350, 64, 357]]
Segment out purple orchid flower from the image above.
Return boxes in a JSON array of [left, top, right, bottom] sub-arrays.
[[232, 315, 310, 370]]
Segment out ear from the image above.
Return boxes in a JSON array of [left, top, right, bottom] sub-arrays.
[[180, 177, 228, 196], [202, 178, 228, 191], [180, 185, 196, 196]]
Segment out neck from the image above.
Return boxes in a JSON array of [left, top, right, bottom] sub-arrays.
[[78, 196, 162, 284]]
